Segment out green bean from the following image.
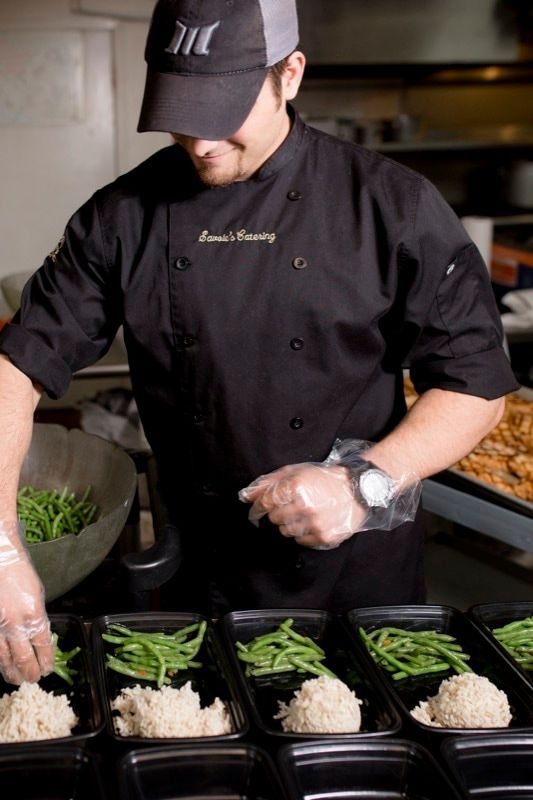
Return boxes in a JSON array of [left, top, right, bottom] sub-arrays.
[[248, 663, 298, 677], [236, 618, 337, 679], [52, 633, 81, 685], [359, 625, 472, 680], [18, 484, 99, 544], [492, 618, 533, 635], [106, 654, 167, 683], [249, 633, 289, 650], [288, 655, 337, 679], [104, 622, 206, 687], [280, 619, 326, 655], [392, 662, 451, 681], [492, 617, 533, 671]]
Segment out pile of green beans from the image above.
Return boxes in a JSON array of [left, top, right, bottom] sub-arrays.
[[103, 621, 207, 688], [18, 485, 99, 544], [53, 633, 81, 686], [492, 616, 533, 671], [359, 625, 473, 681], [236, 618, 337, 679]]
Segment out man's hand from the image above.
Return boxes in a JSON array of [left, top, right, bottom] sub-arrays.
[[0, 522, 53, 684], [239, 463, 368, 549]]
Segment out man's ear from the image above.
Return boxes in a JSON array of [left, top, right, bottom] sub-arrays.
[[283, 51, 306, 101]]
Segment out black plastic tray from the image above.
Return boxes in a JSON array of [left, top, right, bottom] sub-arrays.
[[442, 733, 533, 799], [218, 609, 402, 741], [277, 738, 463, 799], [0, 745, 106, 799], [345, 605, 533, 743], [118, 744, 287, 799], [0, 613, 104, 748], [91, 612, 249, 746], [469, 602, 533, 690]]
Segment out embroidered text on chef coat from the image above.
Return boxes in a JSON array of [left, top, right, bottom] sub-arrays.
[[198, 229, 277, 244]]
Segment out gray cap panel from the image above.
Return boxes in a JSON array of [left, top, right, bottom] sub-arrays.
[[258, 0, 299, 66]]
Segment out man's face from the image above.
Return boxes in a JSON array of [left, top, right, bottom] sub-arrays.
[[172, 74, 290, 187]]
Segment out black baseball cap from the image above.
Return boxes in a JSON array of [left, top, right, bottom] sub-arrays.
[[138, 0, 299, 140]]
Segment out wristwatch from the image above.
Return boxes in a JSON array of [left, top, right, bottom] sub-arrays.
[[350, 460, 396, 509]]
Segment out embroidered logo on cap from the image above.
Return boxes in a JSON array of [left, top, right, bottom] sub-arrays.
[[165, 19, 220, 56]]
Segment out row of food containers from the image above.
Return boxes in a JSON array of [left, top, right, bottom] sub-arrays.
[[0, 601, 532, 798], [2, 735, 533, 800]]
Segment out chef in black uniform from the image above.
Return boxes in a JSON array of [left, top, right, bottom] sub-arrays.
[[0, 0, 519, 683]]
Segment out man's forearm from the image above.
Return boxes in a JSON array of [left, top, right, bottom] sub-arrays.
[[364, 387, 506, 485], [0, 355, 41, 528]]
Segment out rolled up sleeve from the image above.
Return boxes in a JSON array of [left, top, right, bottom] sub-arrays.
[[0, 193, 120, 399], [402, 179, 519, 399]]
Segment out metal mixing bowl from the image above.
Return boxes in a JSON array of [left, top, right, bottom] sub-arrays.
[[21, 424, 138, 601]]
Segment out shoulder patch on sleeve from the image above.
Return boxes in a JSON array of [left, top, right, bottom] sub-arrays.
[[47, 235, 65, 262]]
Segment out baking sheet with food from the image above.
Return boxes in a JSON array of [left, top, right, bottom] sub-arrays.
[[404, 380, 533, 515]]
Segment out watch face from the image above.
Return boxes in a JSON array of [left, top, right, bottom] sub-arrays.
[[359, 469, 394, 508]]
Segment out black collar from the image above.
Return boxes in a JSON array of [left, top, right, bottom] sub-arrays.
[[254, 105, 306, 182]]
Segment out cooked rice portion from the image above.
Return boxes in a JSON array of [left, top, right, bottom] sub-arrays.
[[410, 673, 512, 729], [0, 682, 78, 742], [111, 681, 233, 737], [274, 675, 362, 733]]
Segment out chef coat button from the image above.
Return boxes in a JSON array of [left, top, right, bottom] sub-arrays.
[[292, 257, 307, 270], [290, 337, 304, 350], [290, 417, 304, 430], [295, 557, 304, 569], [193, 413, 204, 424], [287, 190, 302, 201], [175, 256, 191, 270], [202, 483, 219, 497], [181, 335, 195, 348]]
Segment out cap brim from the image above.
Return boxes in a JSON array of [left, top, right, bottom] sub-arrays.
[[137, 68, 267, 140]]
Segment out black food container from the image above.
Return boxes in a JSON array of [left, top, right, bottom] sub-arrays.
[[0, 745, 106, 799], [118, 744, 287, 800], [0, 613, 103, 748], [219, 608, 402, 742], [469, 602, 533, 690], [91, 612, 248, 746], [277, 739, 463, 800], [442, 733, 533, 798], [345, 605, 533, 745]]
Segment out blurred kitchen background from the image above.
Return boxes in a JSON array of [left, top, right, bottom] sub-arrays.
[[0, 0, 532, 609]]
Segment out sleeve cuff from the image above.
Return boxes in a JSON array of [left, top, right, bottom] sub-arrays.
[[0, 324, 72, 399], [410, 346, 521, 400]]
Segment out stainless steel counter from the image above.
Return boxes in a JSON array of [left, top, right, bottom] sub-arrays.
[[423, 478, 533, 553]]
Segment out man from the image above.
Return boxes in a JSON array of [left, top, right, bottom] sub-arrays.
[[0, 0, 519, 684]]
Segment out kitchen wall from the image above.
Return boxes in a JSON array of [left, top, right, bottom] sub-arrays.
[[0, 0, 166, 405], [0, 0, 166, 318], [296, 79, 533, 131]]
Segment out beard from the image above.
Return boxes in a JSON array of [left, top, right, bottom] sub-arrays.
[[196, 162, 245, 187]]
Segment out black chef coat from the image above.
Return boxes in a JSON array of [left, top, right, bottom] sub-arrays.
[[0, 109, 518, 614]]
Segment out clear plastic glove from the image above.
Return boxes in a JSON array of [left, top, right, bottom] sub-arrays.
[[239, 439, 422, 550], [239, 462, 367, 550], [0, 521, 53, 684]]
